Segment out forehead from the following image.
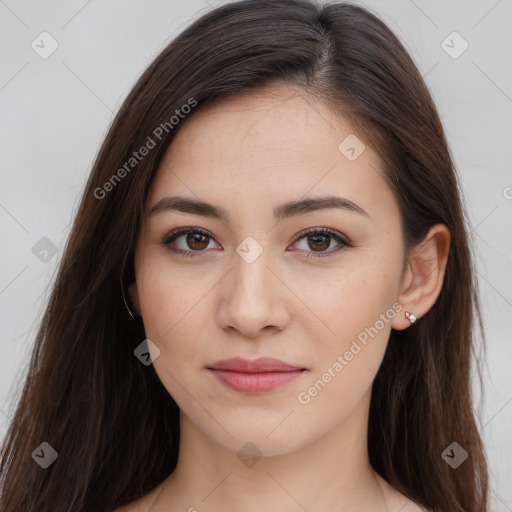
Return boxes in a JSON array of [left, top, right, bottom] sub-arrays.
[[146, 83, 396, 223]]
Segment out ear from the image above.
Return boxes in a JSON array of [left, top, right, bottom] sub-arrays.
[[127, 282, 141, 316], [392, 224, 450, 330]]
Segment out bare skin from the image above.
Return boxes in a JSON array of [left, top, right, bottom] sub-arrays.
[[118, 83, 449, 512], [116, 472, 425, 512]]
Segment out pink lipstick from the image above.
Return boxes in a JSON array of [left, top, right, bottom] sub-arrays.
[[207, 357, 306, 393]]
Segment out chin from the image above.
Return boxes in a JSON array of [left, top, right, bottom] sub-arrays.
[[203, 420, 311, 459]]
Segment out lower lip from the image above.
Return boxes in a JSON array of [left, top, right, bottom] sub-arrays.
[[208, 369, 305, 393]]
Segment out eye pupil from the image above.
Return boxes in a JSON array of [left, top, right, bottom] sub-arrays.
[[308, 234, 330, 251], [187, 233, 209, 250]]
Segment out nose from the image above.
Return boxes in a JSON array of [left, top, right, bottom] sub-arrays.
[[217, 245, 290, 339]]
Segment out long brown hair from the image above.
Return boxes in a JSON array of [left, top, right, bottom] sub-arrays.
[[0, 1, 488, 510]]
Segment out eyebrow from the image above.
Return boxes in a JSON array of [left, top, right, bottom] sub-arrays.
[[148, 194, 369, 221]]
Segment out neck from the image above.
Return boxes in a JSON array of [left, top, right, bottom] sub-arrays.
[[152, 389, 388, 512]]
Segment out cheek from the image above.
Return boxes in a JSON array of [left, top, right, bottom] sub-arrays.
[[296, 279, 397, 415], [297, 244, 403, 378], [136, 258, 218, 378], [137, 275, 204, 405], [139, 252, 212, 334], [295, 256, 400, 338]]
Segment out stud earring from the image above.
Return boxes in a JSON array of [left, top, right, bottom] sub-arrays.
[[405, 311, 417, 324]]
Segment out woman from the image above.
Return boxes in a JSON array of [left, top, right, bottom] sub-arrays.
[[0, 0, 489, 511]]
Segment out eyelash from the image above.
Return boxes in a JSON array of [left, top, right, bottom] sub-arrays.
[[161, 227, 353, 259]]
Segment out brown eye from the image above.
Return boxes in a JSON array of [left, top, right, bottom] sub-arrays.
[[185, 232, 210, 250], [292, 228, 352, 258], [162, 227, 352, 259], [306, 233, 331, 252], [162, 228, 219, 257]]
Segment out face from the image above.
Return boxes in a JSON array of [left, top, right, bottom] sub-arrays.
[[130, 83, 407, 456]]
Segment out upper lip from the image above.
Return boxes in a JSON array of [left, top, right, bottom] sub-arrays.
[[207, 357, 305, 373]]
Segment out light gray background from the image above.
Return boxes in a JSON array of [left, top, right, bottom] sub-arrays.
[[1, 0, 511, 509]]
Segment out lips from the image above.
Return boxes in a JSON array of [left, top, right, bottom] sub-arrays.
[[208, 356, 305, 373], [207, 357, 306, 393]]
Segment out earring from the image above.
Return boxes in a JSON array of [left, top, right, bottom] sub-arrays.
[[120, 252, 139, 319], [405, 311, 417, 324], [120, 275, 137, 319]]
